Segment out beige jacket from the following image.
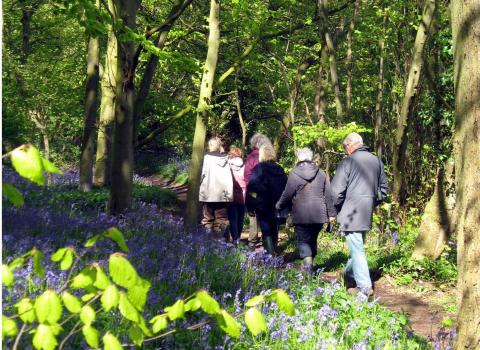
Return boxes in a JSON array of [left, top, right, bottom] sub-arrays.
[[199, 152, 233, 202]]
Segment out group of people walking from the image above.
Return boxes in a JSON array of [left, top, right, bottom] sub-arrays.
[[198, 132, 387, 296]]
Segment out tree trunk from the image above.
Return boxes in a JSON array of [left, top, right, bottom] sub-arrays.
[[412, 162, 456, 260], [234, 88, 247, 152], [345, 0, 361, 117], [184, 0, 220, 231], [109, 0, 140, 214], [79, 20, 100, 192], [95, 0, 117, 187], [451, 1, 480, 348], [132, 0, 192, 142], [318, 0, 344, 125], [374, 9, 387, 159], [314, 47, 327, 123], [392, 0, 436, 204]]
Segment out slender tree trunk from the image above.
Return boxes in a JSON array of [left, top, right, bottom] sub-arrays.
[[184, 0, 220, 230], [109, 0, 140, 214], [318, 0, 344, 125], [412, 162, 456, 260], [79, 14, 100, 192], [451, 0, 480, 348], [314, 47, 327, 123], [21, 7, 33, 62], [392, 0, 436, 204], [95, 0, 117, 187], [345, 0, 361, 117], [132, 0, 193, 141], [234, 88, 247, 152], [374, 9, 387, 159]]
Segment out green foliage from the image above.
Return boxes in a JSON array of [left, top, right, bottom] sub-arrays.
[[2, 183, 24, 207], [11, 145, 61, 186], [245, 307, 267, 336]]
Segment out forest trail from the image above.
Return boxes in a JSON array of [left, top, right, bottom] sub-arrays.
[[147, 175, 455, 341]]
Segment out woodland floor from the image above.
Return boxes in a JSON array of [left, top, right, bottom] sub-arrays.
[[144, 173, 456, 341]]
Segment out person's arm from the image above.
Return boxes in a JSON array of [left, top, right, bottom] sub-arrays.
[[323, 174, 337, 219], [275, 173, 296, 210], [330, 159, 349, 209], [245, 165, 261, 214], [379, 159, 388, 198]]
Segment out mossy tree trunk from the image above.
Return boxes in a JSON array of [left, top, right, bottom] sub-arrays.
[[184, 0, 220, 231], [392, 0, 436, 204], [109, 0, 140, 214], [451, 0, 480, 348], [94, 0, 117, 187]]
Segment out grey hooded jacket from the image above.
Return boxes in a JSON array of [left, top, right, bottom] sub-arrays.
[[199, 152, 233, 202], [331, 147, 388, 231], [276, 161, 336, 224]]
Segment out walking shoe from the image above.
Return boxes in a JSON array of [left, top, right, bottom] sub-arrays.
[[340, 270, 357, 289], [347, 287, 374, 301]]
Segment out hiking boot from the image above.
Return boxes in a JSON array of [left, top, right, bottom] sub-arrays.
[[263, 236, 276, 255], [340, 271, 357, 289]]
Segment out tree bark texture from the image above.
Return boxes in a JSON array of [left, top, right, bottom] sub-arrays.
[[345, 0, 361, 117], [392, 0, 436, 204], [412, 162, 456, 260], [132, 0, 193, 141], [451, 1, 480, 348], [318, 0, 344, 125], [95, 1, 117, 187], [79, 28, 100, 192], [314, 47, 327, 123], [184, 0, 220, 231], [374, 10, 387, 159], [109, 0, 140, 214]]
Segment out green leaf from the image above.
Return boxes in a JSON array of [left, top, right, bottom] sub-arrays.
[[2, 315, 18, 338], [137, 316, 152, 336], [16, 298, 36, 323], [119, 292, 139, 322], [2, 264, 14, 287], [94, 266, 111, 290], [62, 292, 82, 314], [8, 257, 25, 271], [109, 254, 138, 289], [245, 307, 266, 336], [51, 248, 67, 262], [127, 277, 150, 311], [101, 284, 119, 312], [2, 183, 24, 207], [442, 317, 454, 328], [34, 290, 63, 324], [270, 289, 294, 316], [245, 295, 265, 307], [196, 290, 220, 315], [184, 298, 201, 312], [81, 291, 97, 302], [150, 314, 168, 334], [82, 325, 100, 349], [60, 249, 74, 270], [104, 227, 129, 252], [80, 305, 96, 326], [71, 267, 96, 289], [11, 145, 45, 185], [103, 332, 123, 350], [164, 300, 185, 320], [85, 234, 101, 247], [216, 309, 241, 338], [41, 157, 62, 175], [32, 324, 58, 350], [32, 248, 45, 278], [129, 325, 144, 346]]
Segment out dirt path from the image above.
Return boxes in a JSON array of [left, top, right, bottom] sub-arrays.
[[147, 176, 455, 340]]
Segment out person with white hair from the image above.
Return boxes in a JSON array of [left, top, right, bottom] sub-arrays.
[[276, 147, 336, 273], [245, 144, 287, 255], [331, 132, 388, 298], [244, 133, 273, 249], [199, 136, 233, 239]]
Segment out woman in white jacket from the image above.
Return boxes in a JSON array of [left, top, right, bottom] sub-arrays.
[[199, 137, 233, 238]]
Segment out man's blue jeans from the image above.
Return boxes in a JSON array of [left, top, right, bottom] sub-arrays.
[[344, 231, 372, 289]]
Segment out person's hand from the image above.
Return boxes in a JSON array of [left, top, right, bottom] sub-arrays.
[[329, 217, 336, 224], [248, 211, 256, 217]]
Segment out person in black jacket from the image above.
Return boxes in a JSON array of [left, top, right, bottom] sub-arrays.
[[276, 148, 336, 272], [246, 144, 287, 255]]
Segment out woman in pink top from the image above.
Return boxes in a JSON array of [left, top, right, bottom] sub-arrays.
[[228, 147, 246, 245]]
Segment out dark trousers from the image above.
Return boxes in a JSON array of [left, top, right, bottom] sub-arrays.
[[257, 214, 279, 245], [202, 202, 229, 232], [295, 223, 324, 259], [228, 203, 245, 240]]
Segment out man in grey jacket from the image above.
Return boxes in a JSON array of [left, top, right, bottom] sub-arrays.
[[331, 133, 388, 296]]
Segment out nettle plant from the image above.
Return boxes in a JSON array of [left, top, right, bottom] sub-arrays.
[[1, 145, 295, 349]]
